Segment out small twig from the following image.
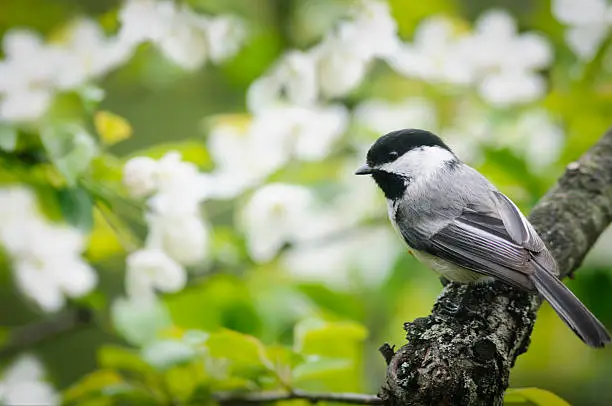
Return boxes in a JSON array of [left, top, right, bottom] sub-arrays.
[[0, 307, 93, 360], [378, 343, 395, 366], [214, 389, 384, 405]]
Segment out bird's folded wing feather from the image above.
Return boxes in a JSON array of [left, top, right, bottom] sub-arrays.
[[415, 191, 556, 290]]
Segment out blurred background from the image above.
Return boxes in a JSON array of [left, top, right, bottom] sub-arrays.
[[1, 0, 612, 405]]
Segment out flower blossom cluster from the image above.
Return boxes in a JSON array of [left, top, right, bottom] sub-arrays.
[[122, 152, 211, 301], [0, 0, 246, 123], [0, 355, 59, 406], [206, 106, 349, 199], [241, 176, 402, 289], [552, 0, 612, 60], [388, 10, 553, 107], [0, 187, 97, 312]]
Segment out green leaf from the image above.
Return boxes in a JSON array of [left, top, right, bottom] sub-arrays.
[[40, 124, 97, 186], [63, 370, 123, 404], [141, 340, 197, 371], [111, 297, 173, 346], [0, 123, 18, 151], [127, 139, 211, 168], [97, 345, 156, 376], [504, 387, 571, 406], [164, 365, 199, 401], [294, 319, 368, 356], [57, 187, 94, 232], [292, 357, 352, 384], [206, 329, 271, 368], [94, 110, 133, 146]]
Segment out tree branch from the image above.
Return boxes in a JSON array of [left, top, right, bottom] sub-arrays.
[[214, 389, 384, 405], [0, 307, 93, 360], [380, 127, 612, 406]]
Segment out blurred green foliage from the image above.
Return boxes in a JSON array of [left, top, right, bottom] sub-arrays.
[[1, 0, 612, 405]]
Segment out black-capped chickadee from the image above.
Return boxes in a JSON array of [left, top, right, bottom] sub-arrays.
[[356, 129, 610, 348]]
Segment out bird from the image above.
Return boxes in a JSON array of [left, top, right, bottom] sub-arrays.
[[355, 128, 610, 348]]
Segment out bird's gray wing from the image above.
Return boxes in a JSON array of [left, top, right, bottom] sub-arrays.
[[415, 191, 556, 290]]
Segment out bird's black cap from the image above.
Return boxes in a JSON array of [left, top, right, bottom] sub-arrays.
[[365, 129, 452, 168]]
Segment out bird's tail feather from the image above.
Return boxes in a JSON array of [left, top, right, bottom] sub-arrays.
[[530, 265, 610, 348]]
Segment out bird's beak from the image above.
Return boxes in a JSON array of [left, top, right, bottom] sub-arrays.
[[354, 164, 373, 175]]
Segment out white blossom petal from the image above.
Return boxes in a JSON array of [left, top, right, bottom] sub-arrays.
[[315, 35, 369, 98], [14, 259, 65, 312], [474, 9, 516, 39], [126, 249, 186, 298], [146, 214, 209, 265], [123, 156, 158, 198], [241, 184, 316, 262], [565, 25, 608, 60], [157, 9, 209, 70], [53, 258, 98, 298], [0, 356, 58, 406], [513, 33, 553, 70], [282, 227, 401, 289], [552, 0, 609, 26], [206, 15, 246, 63], [479, 71, 545, 106], [0, 90, 52, 122], [247, 51, 318, 113]]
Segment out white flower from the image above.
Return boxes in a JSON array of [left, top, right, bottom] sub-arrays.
[[386, 17, 475, 85], [283, 226, 401, 289], [387, 11, 553, 106], [0, 187, 97, 312], [315, 31, 370, 98], [496, 110, 565, 170], [118, 0, 172, 45], [125, 248, 186, 300], [247, 51, 318, 113], [55, 19, 133, 89], [0, 90, 53, 123], [146, 213, 209, 265], [0, 186, 39, 227], [208, 121, 287, 198], [466, 10, 552, 105], [478, 71, 546, 107], [206, 15, 247, 63], [348, 0, 400, 59], [154, 151, 202, 195], [0, 355, 59, 406], [123, 151, 209, 205], [15, 255, 97, 312], [0, 30, 63, 122], [240, 184, 317, 262], [250, 105, 348, 161], [157, 6, 209, 70], [123, 156, 158, 198], [290, 105, 348, 160], [207, 105, 347, 198], [354, 98, 437, 135], [0, 19, 131, 122], [468, 11, 552, 72], [118, 0, 246, 70], [552, 0, 612, 59], [9, 222, 97, 312]]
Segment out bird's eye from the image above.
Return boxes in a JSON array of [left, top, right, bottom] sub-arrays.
[[388, 151, 399, 160]]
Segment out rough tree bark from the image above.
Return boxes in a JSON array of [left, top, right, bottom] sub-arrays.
[[379, 128, 612, 406]]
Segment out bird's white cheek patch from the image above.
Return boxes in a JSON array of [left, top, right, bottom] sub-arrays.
[[379, 146, 456, 179]]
